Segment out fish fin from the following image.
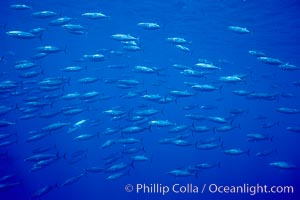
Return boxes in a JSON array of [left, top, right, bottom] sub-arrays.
[[247, 149, 250, 156]]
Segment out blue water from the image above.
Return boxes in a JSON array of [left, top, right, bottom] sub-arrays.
[[1, 0, 300, 199]]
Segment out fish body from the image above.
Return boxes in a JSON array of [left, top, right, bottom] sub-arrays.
[[228, 26, 250, 34], [73, 134, 97, 141], [10, 4, 31, 10], [269, 162, 296, 169], [111, 34, 137, 41], [257, 57, 283, 65], [49, 17, 72, 26], [6, 31, 37, 39], [276, 107, 300, 114], [168, 169, 195, 177], [82, 12, 108, 19], [32, 11, 57, 18], [224, 148, 249, 156], [137, 22, 160, 29]]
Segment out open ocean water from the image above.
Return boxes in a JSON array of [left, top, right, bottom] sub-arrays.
[[0, 0, 300, 199]]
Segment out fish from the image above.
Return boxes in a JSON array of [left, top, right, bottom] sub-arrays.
[[172, 64, 190, 70], [105, 162, 132, 173], [166, 37, 190, 44], [19, 70, 43, 78], [286, 126, 300, 133], [185, 114, 206, 121], [269, 162, 297, 169], [232, 90, 251, 96], [78, 77, 99, 84], [228, 26, 250, 34], [82, 12, 108, 19], [195, 141, 223, 150], [102, 127, 119, 135], [39, 111, 61, 118], [105, 171, 129, 180], [0, 182, 22, 192], [101, 139, 116, 149], [36, 45, 65, 54], [169, 139, 193, 147], [248, 50, 265, 57], [31, 53, 49, 60], [122, 147, 145, 154], [276, 107, 300, 114], [62, 23, 87, 32], [117, 138, 141, 144], [24, 153, 60, 162], [175, 45, 191, 52], [6, 31, 39, 39], [82, 54, 105, 61], [121, 126, 150, 134], [0, 133, 16, 141], [194, 63, 221, 70], [167, 169, 196, 177], [168, 125, 188, 133], [0, 174, 16, 183], [133, 65, 158, 74], [73, 120, 87, 128], [41, 122, 70, 132], [66, 149, 87, 164], [30, 27, 46, 35], [207, 116, 230, 124], [191, 125, 210, 133], [26, 132, 49, 142], [247, 133, 272, 142], [60, 66, 85, 72], [148, 120, 174, 127], [279, 63, 299, 71], [60, 173, 86, 187], [10, 4, 31, 10], [123, 45, 142, 51], [181, 69, 205, 77], [213, 125, 239, 132], [247, 92, 279, 101], [0, 106, 12, 116], [73, 134, 98, 141], [32, 185, 57, 199], [293, 80, 300, 87], [31, 157, 60, 171], [130, 155, 151, 162], [80, 91, 100, 100], [219, 75, 244, 83], [0, 120, 15, 127], [103, 109, 126, 117], [223, 148, 250, 156], [137, 22, 160, 29], [49, 17, 72, 26], [257, 57, 283, 65], [191, 84, 220, 92], [61, 93, 81, 100], [111, 34, 138, 41], [195, 162, 221, 169], [32, 11, 57, 18], [255, 149, 277, 157], [169, 90, 195, 97], [0, 140, 17, 148]]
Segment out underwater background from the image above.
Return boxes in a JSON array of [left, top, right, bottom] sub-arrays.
[[0, 0, 300, 199]]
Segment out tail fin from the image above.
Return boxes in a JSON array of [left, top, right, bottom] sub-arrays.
[[130, 160, 135, 169], [246, 149, 250, 156]]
